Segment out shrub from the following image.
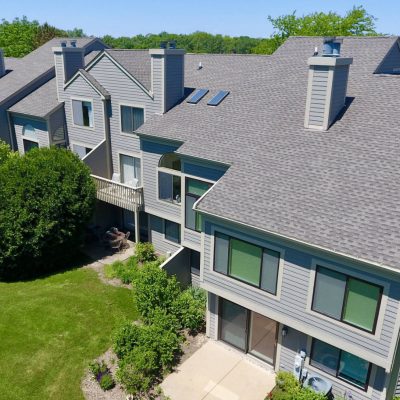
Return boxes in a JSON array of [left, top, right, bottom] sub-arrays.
[[113, 321, 141, 359], [0, 140, 16, 166], [116, 347, 158, 395], [88, 360, 108, 377], [135, 242, 157, 263], [172, 287, 207, 332], [133, 262, 181, 322], [105, 257, 139, 284], [0, 147, 95, 279], [271, 371, 326, 400], [99, 372, 115, 391]]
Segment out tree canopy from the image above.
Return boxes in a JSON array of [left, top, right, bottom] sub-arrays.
[[0, 145, 95, 279], [1, 6, 379, 57]]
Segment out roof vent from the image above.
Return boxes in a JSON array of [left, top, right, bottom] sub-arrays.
[[70, 40, 77, 48], [322, 37, 342, 57], [60, 40, 68, 48], [198, 62, 203, 70]]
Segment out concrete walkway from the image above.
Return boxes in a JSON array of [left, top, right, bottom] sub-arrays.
[[161, 341, 276, 400]]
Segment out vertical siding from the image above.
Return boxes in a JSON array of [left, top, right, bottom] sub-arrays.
[[63, 51, 84, 82], [64, 75, 105, 148], [308, 65, 329, 126], [329, 64, 349, 125], [149, 214, 181, 256], [165, 54, 184, 112], [48, 106, 66, 144], [201, 217, 400, 365], [12, 115, 49, 153]]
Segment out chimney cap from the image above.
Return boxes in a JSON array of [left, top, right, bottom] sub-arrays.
[[60, 40, 68, 48], [69, 40, 77, 48]]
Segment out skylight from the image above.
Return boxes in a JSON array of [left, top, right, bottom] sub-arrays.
[[207, 90, 230, 106], [187, 88, 209, 104]]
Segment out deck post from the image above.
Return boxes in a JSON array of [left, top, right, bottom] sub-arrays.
[[134, 209, 140, 243]]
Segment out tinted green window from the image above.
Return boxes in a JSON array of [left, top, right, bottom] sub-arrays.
[[214, 233, 229, 274], [185, 179, 212, 231], [260, 249, 280, 294], [313, 267, 346, 319], [187, 179, 211, 196], [229, 239, 262, 286], [343, 279, 381, 332], [338, 351, 370, 389]]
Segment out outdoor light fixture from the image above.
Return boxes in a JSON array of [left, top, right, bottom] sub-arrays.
[[281, 325, 288, 337]]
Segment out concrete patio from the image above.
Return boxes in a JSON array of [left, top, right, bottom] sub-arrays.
[[161, 340, 276, 400]]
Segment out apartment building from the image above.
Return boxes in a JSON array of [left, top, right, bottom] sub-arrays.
[[1, 35, 400, 399]]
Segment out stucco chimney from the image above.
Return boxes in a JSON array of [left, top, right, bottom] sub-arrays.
[[149, 47, 185, 114], [304, 38, 353, 130], [0, 49, 6, 78], [53, 41, 84, 101]]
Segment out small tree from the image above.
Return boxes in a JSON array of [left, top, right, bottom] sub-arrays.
[[0, 147, 95, 279]]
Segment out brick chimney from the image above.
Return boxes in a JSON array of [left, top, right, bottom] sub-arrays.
[[149, 43, 185, 114], [304, 38, 353, 130], [53, 40, 84, 101]]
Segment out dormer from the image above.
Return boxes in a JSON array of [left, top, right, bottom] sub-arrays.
[[304, 38, 353, 131]]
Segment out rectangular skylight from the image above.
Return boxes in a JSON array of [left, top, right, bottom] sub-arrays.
[[187, 89, 209, 104], [207, 90, 229, 106]]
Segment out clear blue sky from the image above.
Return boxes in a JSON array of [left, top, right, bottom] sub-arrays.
[[1, 0, 399, 37]]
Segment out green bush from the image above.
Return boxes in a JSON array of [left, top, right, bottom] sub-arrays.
[[0, 147, 95, 279], [116, 347, 158, 395], [172, 287, 207, 332], [133, 262, 181, 322], [88, 360, 108, 377], [270, 371, 326, 400], [113, 322, 141, 359], [99, 372, 115, 391], [135, 242, 157, 263]]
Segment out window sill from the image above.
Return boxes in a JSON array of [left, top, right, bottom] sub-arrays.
[[118, 131, 139, 138], [158, 199, 181, 207]]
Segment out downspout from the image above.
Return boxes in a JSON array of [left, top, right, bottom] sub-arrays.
[[102, 98, 112, 179]]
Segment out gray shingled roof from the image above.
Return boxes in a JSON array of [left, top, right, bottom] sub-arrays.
[[137, 37, 400, 269], [105, 49, 151, 90], [0, 37, 97, 105], [8, 51, 102, 118]]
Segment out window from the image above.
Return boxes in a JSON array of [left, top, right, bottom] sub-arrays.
[[120, 154, 141, 187], [22, 124, 37, 140], [159, 172, 181, 204], [72, 100, 93, 127], [310, 339, 371, 390], [159, 153, 181, 171], [185, 178, 212, 231], [72, 144, 92, 159], [190, 250, 201, 275], [214, 232, 280, 295], [121, 105, 144, 133], [312, 266, 382, 333], [164, 220, 180, 244], [23, 139, 39, 152]]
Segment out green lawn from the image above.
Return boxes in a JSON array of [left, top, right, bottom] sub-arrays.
[[0, 267, 137, 400]]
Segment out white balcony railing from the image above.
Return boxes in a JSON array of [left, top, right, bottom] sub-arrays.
[[91, 174, 144, 212]]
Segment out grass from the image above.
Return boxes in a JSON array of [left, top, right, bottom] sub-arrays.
[[0, 267, 138, 400], [104, 256, 139, 284]]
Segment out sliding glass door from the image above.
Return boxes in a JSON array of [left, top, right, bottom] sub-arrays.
[[219, 299, 277, 365]]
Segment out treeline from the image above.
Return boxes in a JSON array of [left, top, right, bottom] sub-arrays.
[[1, 7, 378, 58]]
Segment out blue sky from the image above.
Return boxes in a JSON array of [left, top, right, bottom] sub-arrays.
[[1, 0, 399, 37]]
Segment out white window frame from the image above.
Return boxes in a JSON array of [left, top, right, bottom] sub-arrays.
[[118, 102, 146, 137], [70, 97, 95, 130], [118, 151, 143, 187]]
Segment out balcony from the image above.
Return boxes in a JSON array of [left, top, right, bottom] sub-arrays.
[[92, 175, 144, 212]]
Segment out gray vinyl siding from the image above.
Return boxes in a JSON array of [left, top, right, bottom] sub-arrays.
[[207, 292, 218, 340], [278, 326, 386, 400], [63, 75, 105, 148], [149, 214, 181, 256], [329, 64, 349, 125], [396, 371, 400, 396], [377, 41, 400, 74], [87, 56, 161, 173], [165, 55, 184, 111], [141, 139, 181, 220], [308, 65, 329, 126], [183, 228, 202, 249], [12, 115, 49, 153], [48, 106, 66, 144], [151, 55, 165, 113], [201, 216, 400, 367], [64, 51, 84, 83], [191, 272, 200, 287]]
